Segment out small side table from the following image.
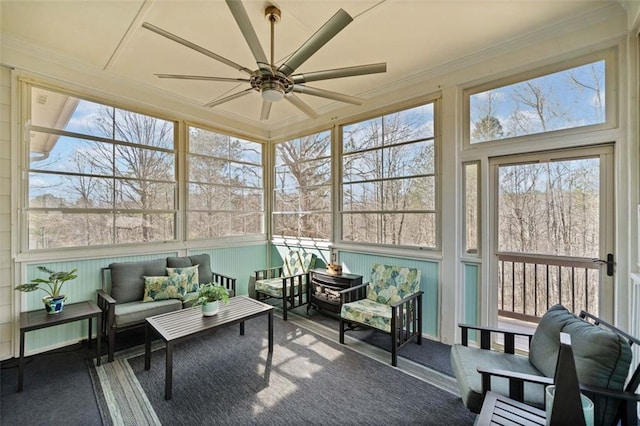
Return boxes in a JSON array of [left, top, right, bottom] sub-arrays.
[[18, 300, 102, 392], [308, 269, 363, 315]]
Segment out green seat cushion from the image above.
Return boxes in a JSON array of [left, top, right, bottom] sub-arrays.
[[341, 299, 393, 333], [113, 299, 181, 328], [450, 344, 546, 413]]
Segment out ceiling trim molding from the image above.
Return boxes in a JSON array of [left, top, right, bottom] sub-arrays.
[[103, 0, 155, 71]]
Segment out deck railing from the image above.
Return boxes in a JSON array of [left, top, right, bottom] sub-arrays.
[[498, 253, 599, 323]]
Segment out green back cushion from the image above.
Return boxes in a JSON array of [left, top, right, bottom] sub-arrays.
[[366, 264, 421, 305], [529, 305, 575, 375], [109, 258, 167, 303], [166, 254, 212, 284], [529, 304, 632, 426]]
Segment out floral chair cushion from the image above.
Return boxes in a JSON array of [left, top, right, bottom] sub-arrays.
[[142, 275, 187, 302], [166, 265, 200, 293], [283, 251, 316, 277], [340, 299, 392, 332], [366, 264, 421, 305], [255, 277, 308, 298], [255, 251, 316, 298]]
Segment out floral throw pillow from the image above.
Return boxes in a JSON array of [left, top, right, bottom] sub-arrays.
[[166, 265, 200, 293], [142, 275, 186, 302]]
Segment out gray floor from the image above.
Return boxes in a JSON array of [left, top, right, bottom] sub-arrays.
[[0, 306, 463, 425]]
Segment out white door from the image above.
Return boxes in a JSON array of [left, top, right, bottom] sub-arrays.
[[488, 145, 614, 323]]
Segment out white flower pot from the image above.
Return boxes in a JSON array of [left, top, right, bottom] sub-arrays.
[[202, 301, 220, 316]]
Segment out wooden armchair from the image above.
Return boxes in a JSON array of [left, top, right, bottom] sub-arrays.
[[478, 332, 590, 425], [252, 250, 316, 320], [339, 264, 423, 366], [451, 305, 640, 426]]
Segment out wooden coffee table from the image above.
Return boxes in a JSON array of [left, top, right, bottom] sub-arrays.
[[144, 296, 273, 400]]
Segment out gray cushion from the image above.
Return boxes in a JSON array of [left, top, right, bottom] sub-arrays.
[[527, 304, 631, 426], [113, 299, 181, 328], [450, 344, 546, 413], [109, 259, 167, 303], [166, 254, 212, 285], [530, 305, 632, 389], [529, 304, 575, 376]]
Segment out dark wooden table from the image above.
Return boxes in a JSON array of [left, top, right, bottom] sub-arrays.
[[477, 391, 546, 425], [19, 300, 102, 392], [144, 296, 274, 400], [308, 268, 363, 314]]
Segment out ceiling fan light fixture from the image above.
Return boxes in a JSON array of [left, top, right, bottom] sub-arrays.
[[261, 80, 285, 102]]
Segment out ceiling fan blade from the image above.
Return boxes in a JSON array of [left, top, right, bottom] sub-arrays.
[[203, 88, 254, 108], [278, 9, 353, 77], [291, 63, 387, 84], [285, 94, 320, 119], [292, 84, 362, 105], [142, 22, 253, 75], [260, 100, 272, 121], [155, 74, 251, 83], [225, 0, 271, 72]]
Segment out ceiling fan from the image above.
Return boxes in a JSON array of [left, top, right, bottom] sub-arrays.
[[142, 0, 386, 120]]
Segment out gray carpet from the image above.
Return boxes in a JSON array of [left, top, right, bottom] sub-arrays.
[[300, 306, 454, 376], [113, 315, 475, 425], [1, 342, 103, 426]]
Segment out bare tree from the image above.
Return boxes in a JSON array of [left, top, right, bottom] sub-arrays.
[[275, 132, 331, 239]]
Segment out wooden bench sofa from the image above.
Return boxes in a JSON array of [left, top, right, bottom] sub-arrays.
[[97, 253, 236, 362]]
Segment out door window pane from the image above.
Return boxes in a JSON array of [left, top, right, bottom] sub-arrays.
[[497, 157, 599, 257]]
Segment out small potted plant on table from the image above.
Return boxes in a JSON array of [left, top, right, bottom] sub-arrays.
[[191, 283, 230, 316], [15, 266, 78, 314]]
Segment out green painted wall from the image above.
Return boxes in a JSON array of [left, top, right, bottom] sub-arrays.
[[337, 251, 440, 338], [464, 262, 480, 343]]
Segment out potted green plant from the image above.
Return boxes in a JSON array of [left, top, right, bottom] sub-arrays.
[[15, 266, 78, 314], [190, 283, 230, 316]]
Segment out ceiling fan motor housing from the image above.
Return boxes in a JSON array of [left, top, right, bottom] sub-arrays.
[[251, 69, 293, 101]]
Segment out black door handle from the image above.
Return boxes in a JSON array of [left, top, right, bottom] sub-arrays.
[[592, 253, 614, 276]]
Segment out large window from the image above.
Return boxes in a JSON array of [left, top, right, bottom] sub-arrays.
[[27, 86, 176, 249], [273, 131, 331, 240], [468, 56, 608, 144], [187, 127, 263, 239], [341, 102, 437, 248]]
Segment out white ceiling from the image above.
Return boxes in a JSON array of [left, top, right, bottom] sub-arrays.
[[0, 0, 626, 134]]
